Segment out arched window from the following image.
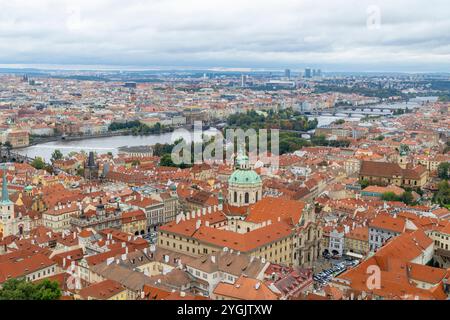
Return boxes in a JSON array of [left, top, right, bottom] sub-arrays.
[[245, 193, 249, 204], [255, 192, 259, 202], [234, 192, 237, 203]]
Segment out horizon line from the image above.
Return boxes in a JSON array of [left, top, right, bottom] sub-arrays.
[[0, 64, 449, 75]]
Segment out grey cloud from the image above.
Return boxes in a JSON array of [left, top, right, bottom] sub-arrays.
[[0, 0, 449, 71]]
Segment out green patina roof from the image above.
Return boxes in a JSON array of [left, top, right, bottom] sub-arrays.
[[228, 169, 262, 185], [25, 185, 33, 191], [236, 153, 249, 167], [1, 169, 13, 206]]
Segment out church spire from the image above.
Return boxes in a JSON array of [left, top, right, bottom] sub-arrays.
[[1, 166, 10, 204], [235, 146, 249, 170]]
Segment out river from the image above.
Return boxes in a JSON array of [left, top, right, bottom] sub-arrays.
[[17, 102, 431, 163], [16, 128, 220, 162], [16, 116, 361, 162]]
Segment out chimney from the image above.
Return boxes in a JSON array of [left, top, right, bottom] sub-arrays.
[[202, 208, 206, 216], [208, 206, 212, 214], [196, 220, 202, 230], [211, 255, 216, 264], [141, 291, 145, 299], [197, 209, 201, 217], [191, 211, 196, 219], [205, 221, 210, 227]]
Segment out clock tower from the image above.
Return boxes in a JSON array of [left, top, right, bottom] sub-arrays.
[[0, 169, 14, 238]]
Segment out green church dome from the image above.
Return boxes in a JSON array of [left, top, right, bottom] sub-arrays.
[[229, 169, 262, 185]]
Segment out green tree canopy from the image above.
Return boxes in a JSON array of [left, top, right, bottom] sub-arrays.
[[51, 149, 63, 162], [381, 191, 415, 205], [381, 192, 398, 202], [360, 179, 370, 189], [437, 162, 450, 180], [433, 180, 450, 207], [31, 157, 46, 170], [0, 278, 61, 300]]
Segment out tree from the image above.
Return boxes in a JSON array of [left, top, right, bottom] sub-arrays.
[[381, 192, 398, 202], [4, 141, 12, 150], [4, 141, 12, 158], [31, 157, 46, 170], [360, 179, 370, 189], [333, 119, 345, 125], [159, 154, 176, 167], [311, 135, 327, 146], [400, 191, 414, 205], [51, 149, 63, 162], [381, 191, 414, 205], [0, 278, 61, 300], [76, 168, 85, 176], [437, 162, 450, 180], [433, 180, 450, 207], [159, 153, 191, 169]]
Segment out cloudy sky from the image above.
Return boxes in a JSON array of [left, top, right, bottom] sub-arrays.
[[1, 0, 450, 72]]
